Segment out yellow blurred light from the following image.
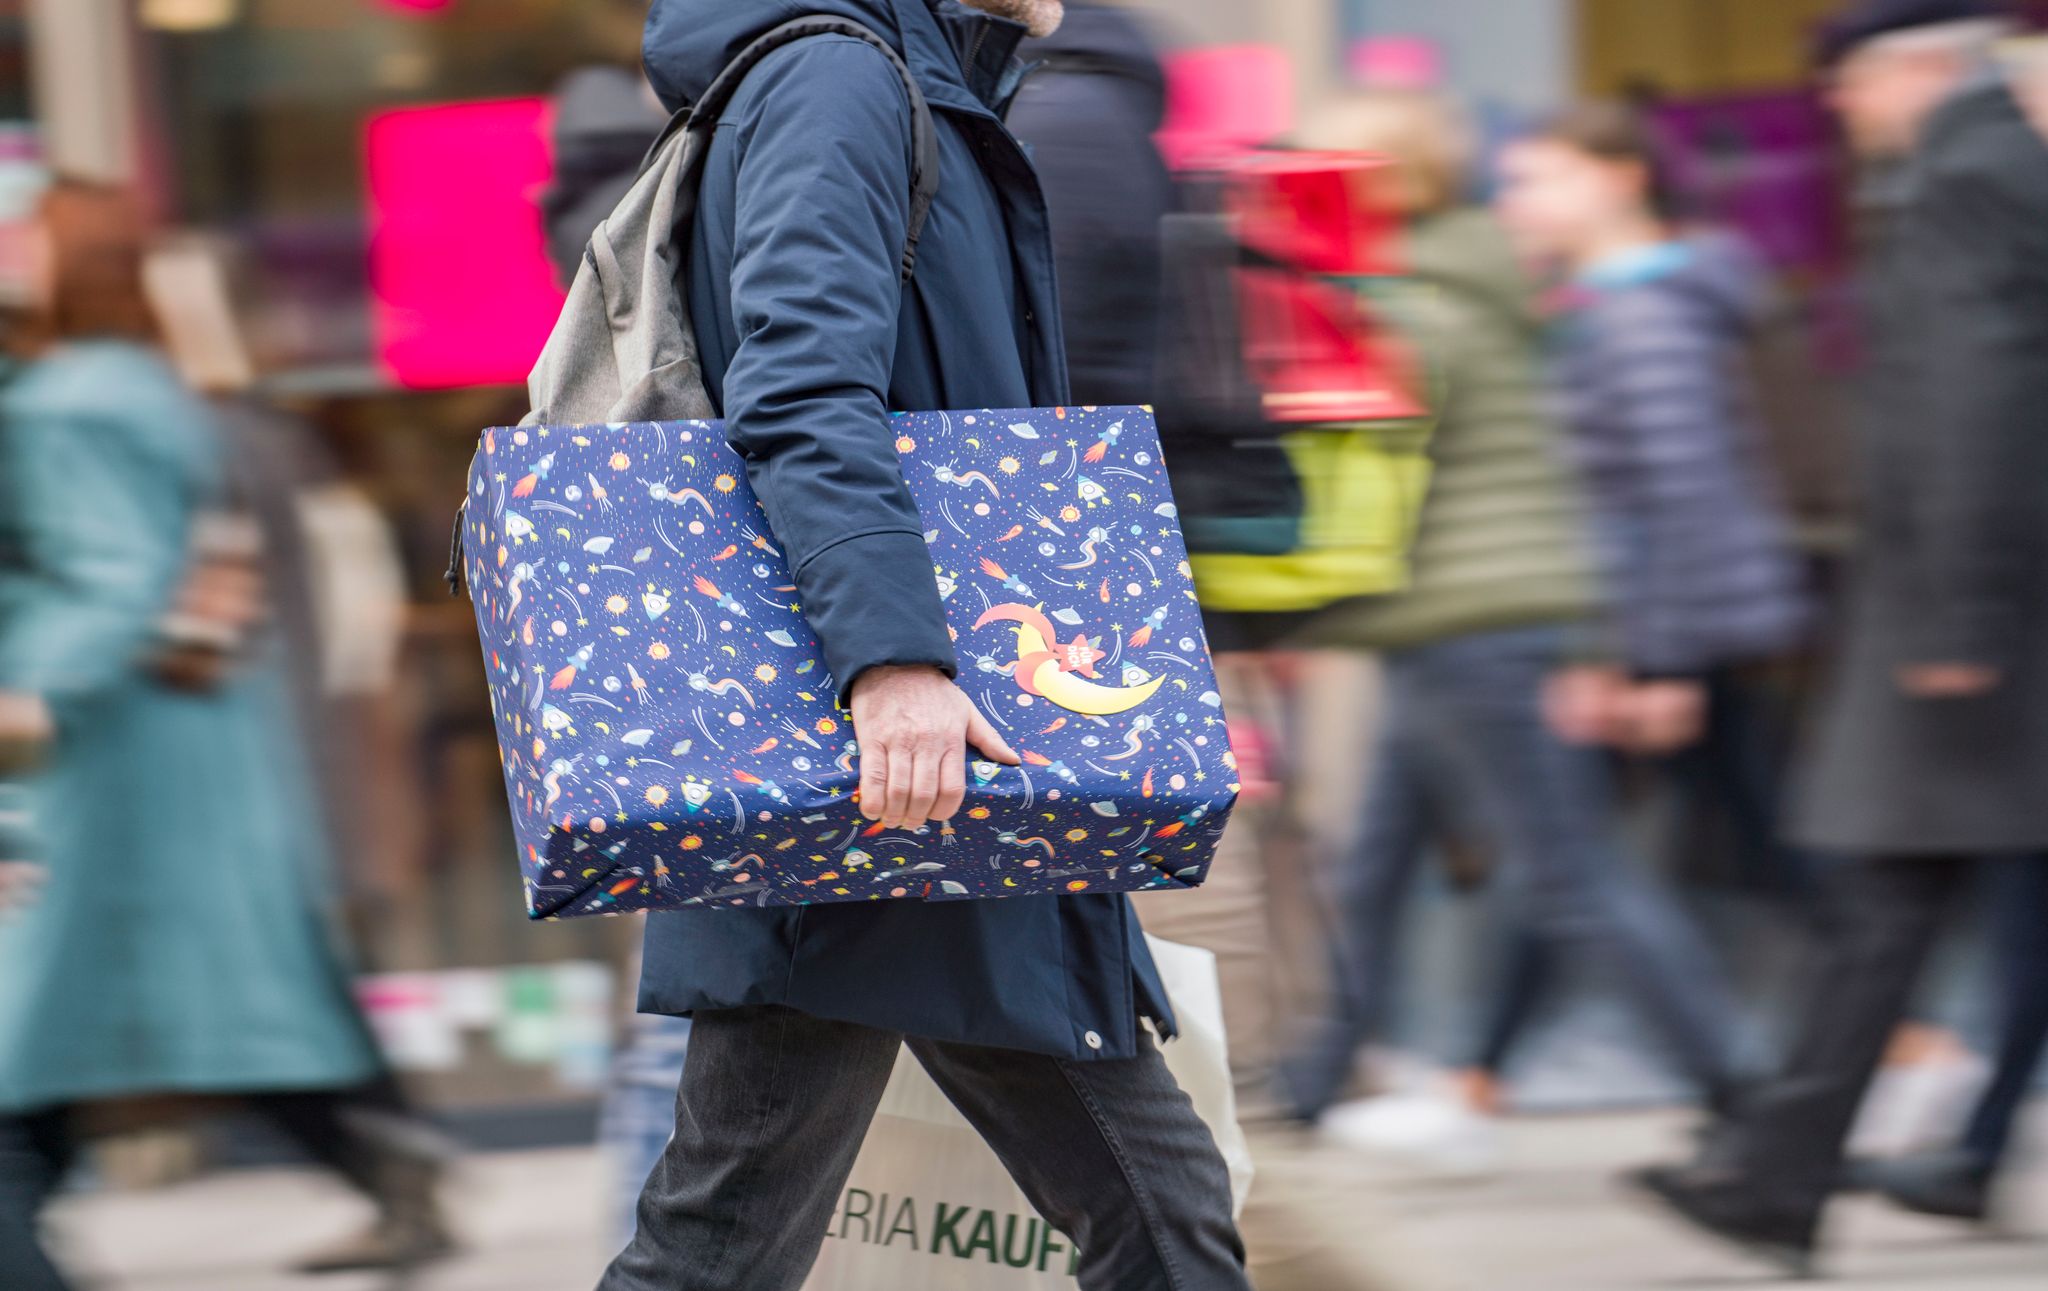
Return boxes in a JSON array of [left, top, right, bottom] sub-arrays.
[[141, 0, 239, 32]]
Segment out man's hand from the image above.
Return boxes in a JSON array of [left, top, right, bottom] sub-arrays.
[[0, 691, 53, 776], [1897, 663, 2001, 699], [1543, 666, 1631, 746], [1620, 679, 1707, 755], [0, 862, 44, 917], [849, 665, 1020, 828]]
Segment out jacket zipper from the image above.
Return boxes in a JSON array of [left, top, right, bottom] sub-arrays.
[[967, 16, 992, 76]]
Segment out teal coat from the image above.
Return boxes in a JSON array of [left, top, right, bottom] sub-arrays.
[[0, 342, 378, 1112]]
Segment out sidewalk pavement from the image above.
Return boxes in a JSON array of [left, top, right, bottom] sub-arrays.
[[44, 1109, 2047, 1290]]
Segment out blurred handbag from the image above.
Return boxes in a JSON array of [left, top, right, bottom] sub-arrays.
[[802, 936, 1251, 1290], [151, 508, 267, 693], [458, 406, 1236, 918], [1167, 155, 1440, 614]]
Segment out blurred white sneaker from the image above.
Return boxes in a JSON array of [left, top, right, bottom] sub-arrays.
[[1317, 1092, 1504, 1180]]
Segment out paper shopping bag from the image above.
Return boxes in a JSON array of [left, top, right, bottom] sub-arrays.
[[460, 406, 1238, 919], [803, 936, 1251, 1290]]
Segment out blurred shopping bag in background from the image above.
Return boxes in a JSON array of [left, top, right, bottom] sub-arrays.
[[803, 937, 1250, 1290], [459, 406, 1238, 918]]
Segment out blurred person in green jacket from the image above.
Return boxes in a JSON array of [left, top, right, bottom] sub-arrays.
[[0, 180, 448, 1289], [1281, 91, 1748, 1164]]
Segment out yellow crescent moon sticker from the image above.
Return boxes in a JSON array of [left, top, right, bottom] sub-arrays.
[[1010, 623, 1164, 717]]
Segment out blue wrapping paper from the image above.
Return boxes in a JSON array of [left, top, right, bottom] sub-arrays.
[[461, 406, 1236, 918]]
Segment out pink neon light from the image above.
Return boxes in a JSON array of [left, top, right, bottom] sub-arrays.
[[366, 97, 563, 390], [378, 0, 455, 12], [1348, 36, 1444, 89], [1157, 45, 1294, 170]]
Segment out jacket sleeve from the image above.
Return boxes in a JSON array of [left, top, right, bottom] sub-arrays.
[[0, 402, 185, 699], [1596, 303, 1740, 677], [719, 40, 955, 705], [1898, 159, 2047, 672]]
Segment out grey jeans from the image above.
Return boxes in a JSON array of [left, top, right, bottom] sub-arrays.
[[599, 1005, 1249, 1291]]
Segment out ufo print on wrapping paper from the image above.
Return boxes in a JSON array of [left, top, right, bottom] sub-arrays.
[[460, 406, 1238, 919]]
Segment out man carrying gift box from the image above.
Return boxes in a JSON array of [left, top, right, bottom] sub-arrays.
[[599, 4, 1250, 1290]]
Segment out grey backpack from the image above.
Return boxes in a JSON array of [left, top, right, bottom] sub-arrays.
[[449, 15, 941, 593], [522, 13, 940, 428]]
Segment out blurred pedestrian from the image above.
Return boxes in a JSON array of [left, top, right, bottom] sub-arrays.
[[540, 0, 669, 290], [1635, 2, 2048, 1272], [1475, 102, 1816, 1107], [1280, 90, 1749, 1154], [0, 180, 450, 1290], [1015, 31, 1463, 1289], [601, 4, 1249, 1289], [1495, 104, 1807, 783]]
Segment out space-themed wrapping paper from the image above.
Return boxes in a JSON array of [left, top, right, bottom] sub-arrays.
[[460, 405, 1238, 920]]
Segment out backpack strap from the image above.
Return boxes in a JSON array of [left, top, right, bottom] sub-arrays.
[[639, 15, 941, 283]]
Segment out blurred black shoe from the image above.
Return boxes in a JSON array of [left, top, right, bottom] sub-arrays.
[[292, 1150, 456, 1275], [1861, 1149, 1994, 1223], [291, 1212, 457, 1275], [1628, 1162, 1819, 1279]]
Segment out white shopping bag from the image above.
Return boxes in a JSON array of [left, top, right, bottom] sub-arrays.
[[802, 937, 1252, 1290]]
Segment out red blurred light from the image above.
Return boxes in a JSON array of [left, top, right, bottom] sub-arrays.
[[366, 98, 564, 390], [379, 0, 455, 12]]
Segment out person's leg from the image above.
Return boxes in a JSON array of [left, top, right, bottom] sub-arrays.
[[1422, 629, 1744, 1104], [1470, 922, 1554, 1082], [248, 1086, 393, 1200], [600, 1006, 903, 1291], [0, 1106, 80, 1291], [1632, 858, 1969, 1270], [909, 1031, 1250, 1291], [1735, 857, 1967, 1214], [247, 1075, 458, 1274], [1960, 854, 2048, 1169], [1280, 656, 1436, 1120]]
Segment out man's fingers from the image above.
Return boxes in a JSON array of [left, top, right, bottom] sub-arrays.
[[882, 741, 914, 828], [907, 743, 941, 826], [858, 740, 887, 820], [933, 742, 965, 822], [967, 711, 1020, 765]]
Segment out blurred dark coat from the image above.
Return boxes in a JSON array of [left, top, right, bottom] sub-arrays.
[[1551, 234, 1808, 677], [540, 66, 669, 288], [1794, 81, 2048, 855], [1006, 2, 1171, 407], [634, 0, 1173, 1060]]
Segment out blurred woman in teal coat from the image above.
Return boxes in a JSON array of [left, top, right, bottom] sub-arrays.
[[0, 180, 448, 1288]]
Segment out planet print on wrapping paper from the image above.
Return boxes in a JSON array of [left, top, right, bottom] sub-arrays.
[[460, 406, 1238, 919]]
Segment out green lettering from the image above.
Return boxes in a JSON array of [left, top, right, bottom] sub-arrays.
[[883, 1196, 920, 1249], [1070, 1241, 1083, 1277], [962, 1209, 1000, 1263], [1002, 1215, 1038, 1268], [1037, 1223, 1067, 1273], [932, 1202, 972, 1257], [838, 1188, 872, 1243]]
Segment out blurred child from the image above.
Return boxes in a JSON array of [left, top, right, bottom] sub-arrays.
[[1282, 90, 1749, 1156]]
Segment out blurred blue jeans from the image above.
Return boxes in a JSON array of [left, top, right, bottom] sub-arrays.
[[600, 1013, 693, 1246], [1962, 856, 2048, 1168], [1285, 626, 1744, 1118]]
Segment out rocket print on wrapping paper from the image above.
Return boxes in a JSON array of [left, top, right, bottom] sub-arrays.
[[461, 406, 1237, 919]]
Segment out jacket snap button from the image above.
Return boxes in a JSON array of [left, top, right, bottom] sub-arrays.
[[1083, 1030, 1103, 1050]]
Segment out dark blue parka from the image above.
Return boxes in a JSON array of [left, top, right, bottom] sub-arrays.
[[635, 0, 1173, 1059]]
